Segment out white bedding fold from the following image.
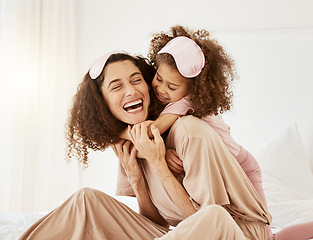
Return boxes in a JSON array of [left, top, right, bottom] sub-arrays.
[[269, 199, 313, 228]]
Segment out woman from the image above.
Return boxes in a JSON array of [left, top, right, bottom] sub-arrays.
[[19, 52, 269, 239]]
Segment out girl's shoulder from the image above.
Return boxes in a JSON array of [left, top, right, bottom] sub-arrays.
[[161, 96, 193, 116], [202, 114, 225, 123]]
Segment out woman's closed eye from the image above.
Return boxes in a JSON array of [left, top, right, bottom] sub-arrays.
[[110, 84, 122, 91], [110, 79, 142, 91], [131, 78, 143, 84]]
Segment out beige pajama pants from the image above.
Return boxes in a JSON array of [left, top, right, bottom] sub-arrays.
[[19, 188, 245, 240]]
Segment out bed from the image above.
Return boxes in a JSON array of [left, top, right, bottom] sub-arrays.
[[1, 123, 313, 239]]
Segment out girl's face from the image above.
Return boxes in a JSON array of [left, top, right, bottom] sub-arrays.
[[152, 62, 190, 105], [101, 60, 150, 125]]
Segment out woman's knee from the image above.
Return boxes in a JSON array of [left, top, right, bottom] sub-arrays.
[[191, 205, 232, 225], [201, 205, 230, 220], [200, 205, 243, 233], [72, 187, 109, 201], [76, 187, 97, 195]]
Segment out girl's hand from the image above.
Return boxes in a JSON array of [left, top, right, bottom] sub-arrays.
[[111, 139, 143, 185], [119, 121, 155, 141], [128, 122, 166, 168], [165, 149, 184, 176], [138, 120, 155, 139]]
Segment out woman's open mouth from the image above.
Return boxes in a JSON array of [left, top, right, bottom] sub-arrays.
[[123, 99, 143, 113]]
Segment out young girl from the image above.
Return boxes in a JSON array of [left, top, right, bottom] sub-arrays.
[[145, 25, 313, 240], [148, 27, 265, 202]]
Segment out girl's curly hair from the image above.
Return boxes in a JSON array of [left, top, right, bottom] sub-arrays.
[[65, 53, 156, 168], [148, 25, 238, 118]]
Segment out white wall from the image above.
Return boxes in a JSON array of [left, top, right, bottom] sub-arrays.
[[218, 30, 313, 159], [75, 0, 313, 195]]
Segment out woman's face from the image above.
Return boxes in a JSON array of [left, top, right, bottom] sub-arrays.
[[101, 60, 150, 125], [152, 62, 190, 105]]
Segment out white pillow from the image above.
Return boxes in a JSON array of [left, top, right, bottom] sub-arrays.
[[255, 123, 313, 203], [254, 124, 313, 227]]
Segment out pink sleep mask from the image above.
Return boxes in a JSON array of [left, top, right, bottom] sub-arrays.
[[158, 36, 205, 78], [89, 51, 134, 79]]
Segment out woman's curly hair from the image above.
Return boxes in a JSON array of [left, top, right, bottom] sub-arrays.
[[148, 25, 238, 118], [65, 53, 155, 168]]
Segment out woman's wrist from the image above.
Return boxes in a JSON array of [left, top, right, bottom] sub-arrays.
[[130, 175, 145, 190], [152, 157, 174, 182], [127, 172, 144, 187]]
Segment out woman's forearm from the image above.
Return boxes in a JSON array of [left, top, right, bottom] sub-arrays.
[[153, 160, 197, 218], [131, 176, 169, 228], [111, 140, 167, 226]]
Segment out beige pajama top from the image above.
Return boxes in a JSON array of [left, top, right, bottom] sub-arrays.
[[116, 116, 272, 239], [20, 115, 268, 240]]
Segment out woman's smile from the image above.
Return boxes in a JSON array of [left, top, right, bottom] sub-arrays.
[[123, 98, 143, 113]]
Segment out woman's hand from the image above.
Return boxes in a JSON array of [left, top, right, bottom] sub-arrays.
[[128, 122, 166, 169], [165, 149, 184, 176], [111, 139, 143, 185], [119, 121, 155, 141]]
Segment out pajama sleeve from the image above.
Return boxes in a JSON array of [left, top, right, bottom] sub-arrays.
[[160, 96, 194, 116]]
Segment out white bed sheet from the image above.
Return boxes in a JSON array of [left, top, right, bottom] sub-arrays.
[[0, 212, 47, 240], [0, 196, 137, 240]]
